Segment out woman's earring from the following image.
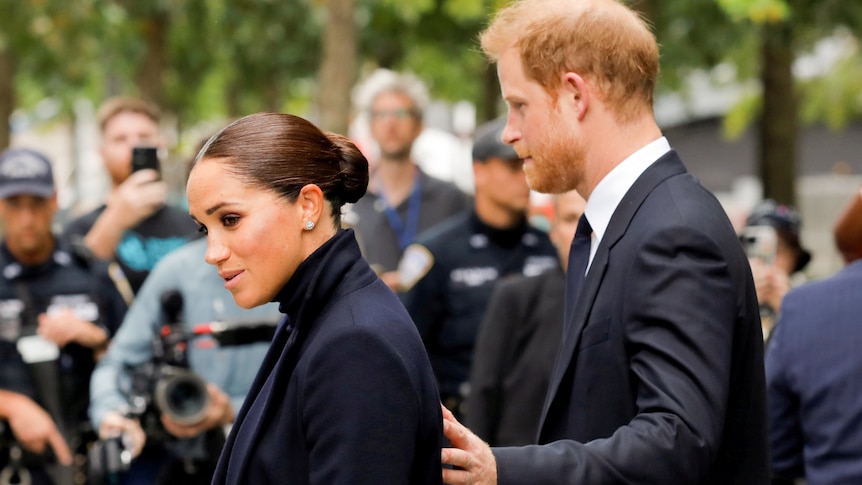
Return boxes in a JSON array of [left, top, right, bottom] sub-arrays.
[[304, 220, 315, 231]]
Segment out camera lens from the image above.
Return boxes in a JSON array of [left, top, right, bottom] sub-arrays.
[[154, 367, 210, 425]]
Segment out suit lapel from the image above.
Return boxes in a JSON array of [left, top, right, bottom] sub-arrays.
[[537, 151, 688, 438]]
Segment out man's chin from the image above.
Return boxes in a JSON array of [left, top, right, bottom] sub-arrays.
[[379, 147, 412, 161]]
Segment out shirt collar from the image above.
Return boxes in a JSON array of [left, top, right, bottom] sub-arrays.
[[584, 136, 671, 252]]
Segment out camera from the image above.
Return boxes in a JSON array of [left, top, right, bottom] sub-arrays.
[[126, 290, 211, 429], [87, 434, 132, 483]]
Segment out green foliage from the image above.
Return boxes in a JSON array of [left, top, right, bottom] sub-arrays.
[[799, 41, 862, 130], [723, 89, 761, 139], [717, 0, 790, 23], [358, 0, 488, 109], [6, 0, 861, 142]]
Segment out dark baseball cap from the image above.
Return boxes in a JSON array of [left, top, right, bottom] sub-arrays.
[[472, 118, 520, 163], [0, 147, 55, 199]]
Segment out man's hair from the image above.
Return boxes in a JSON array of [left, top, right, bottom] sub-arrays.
[[96, 97, 161, 132], [353, 69, 429, 120], [480, 0, 659, 123]]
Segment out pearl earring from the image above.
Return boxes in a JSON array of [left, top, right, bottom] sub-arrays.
[[304, 220, 315, 230]]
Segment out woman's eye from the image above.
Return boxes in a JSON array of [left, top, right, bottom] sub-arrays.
[[196, 224, 208, 235], [222, 215, 240, 227]]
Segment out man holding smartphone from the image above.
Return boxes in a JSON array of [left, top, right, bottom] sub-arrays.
[[64, 97, 200, 298], [742, 199, 811, 341]]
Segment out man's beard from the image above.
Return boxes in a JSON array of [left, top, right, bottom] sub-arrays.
[[524, 124, 584, 194]]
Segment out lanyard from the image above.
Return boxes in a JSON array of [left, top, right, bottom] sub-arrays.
[[375, 170, 423, 250]]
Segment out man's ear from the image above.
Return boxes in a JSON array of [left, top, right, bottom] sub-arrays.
[[561, 72, 590, 121]]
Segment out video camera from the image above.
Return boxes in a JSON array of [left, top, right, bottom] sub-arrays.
[[88, 290, 277, 483]]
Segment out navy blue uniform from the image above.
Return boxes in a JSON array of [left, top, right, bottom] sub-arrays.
[[0, 238, 127, 476], [399, 211, 558, 409]]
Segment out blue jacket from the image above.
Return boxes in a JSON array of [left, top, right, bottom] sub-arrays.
[[767, 260, 862, 484], [212, 229, 442, 485]]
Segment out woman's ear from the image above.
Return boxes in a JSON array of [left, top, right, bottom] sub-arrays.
[[298, 184, 325, 227]]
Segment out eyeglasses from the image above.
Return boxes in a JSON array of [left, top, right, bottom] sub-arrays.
[[369, 109, 417, 121]]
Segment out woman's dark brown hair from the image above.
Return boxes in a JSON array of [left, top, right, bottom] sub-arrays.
[[193, 112, 368, 227]]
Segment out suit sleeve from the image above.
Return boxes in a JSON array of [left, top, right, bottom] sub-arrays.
[[765, 298, 805, 480], [302, 326, 432, 485], [494, 225, 747, 484], [465, 279, 522, 444]]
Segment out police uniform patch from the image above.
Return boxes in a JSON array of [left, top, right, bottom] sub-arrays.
[[397, 244, 434, 292]]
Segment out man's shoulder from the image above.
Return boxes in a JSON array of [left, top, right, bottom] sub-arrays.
[[63, 205, 106, 235], [420, 171, 471, 203], [523, 225, 556, 249], [415, 211, 471, 250], [135, 204, 201, 238]]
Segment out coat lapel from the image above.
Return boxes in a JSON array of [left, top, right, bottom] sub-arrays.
[[223, 316, 303, 483], [537, 151, 688, 438]]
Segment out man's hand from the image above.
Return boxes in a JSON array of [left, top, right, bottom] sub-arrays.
[[105, 169, 168, 230], [749, 258, 790, 313], [441, 404, 497, 485], [6, 394, 72, 465], [84, 169, 168, 260], [38, 308, 107, 349], [161, 383, 234, 439], [379, 271, 401, 293], [99, 411, 146, 459]]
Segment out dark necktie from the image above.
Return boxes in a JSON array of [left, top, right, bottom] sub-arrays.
[[564, 215, 592, 327]]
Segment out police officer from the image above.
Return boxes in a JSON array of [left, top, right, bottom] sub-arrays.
[[398, 118, 558, 419], [0, 148, 127, 485]]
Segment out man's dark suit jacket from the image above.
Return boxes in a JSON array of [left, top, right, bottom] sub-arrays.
[[211, 230, 443, 485], [466, 267, 564, 446], [767, 259, 862, 484], [493, 152, 770, 484]]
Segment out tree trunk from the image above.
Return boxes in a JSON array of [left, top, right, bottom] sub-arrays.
[[479, 63, 501, 124], [137, 11, 169, 108], [0, 48, 14, 150], [315, 0, 357, 135], [759, 22, 797, 206]]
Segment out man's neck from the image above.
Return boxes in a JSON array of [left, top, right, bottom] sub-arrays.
[[580, 116, 663, 200], [475, 197, 524, 229], [374, 159, 418, 207], [7, 240, 54, 267]]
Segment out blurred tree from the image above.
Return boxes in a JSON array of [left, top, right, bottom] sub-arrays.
[[0, 0, 109, 150], [316, 0, 358, 135], [715, 0, 862, 205], [358, 0, 492, 122]]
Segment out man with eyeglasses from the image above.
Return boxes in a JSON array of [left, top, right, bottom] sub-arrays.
[[345, 72, 470, 292]]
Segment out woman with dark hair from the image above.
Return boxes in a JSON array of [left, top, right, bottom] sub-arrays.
[[186, 112, 442, 485]]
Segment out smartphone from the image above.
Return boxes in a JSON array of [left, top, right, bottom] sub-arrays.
[[131, 146, 160, 175], [741, 225, 778, 265]]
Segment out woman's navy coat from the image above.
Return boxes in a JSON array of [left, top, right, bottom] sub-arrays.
[[211, 229, 443, 484]]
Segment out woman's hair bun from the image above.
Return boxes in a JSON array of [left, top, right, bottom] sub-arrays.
[[327, 133, 369, 205]]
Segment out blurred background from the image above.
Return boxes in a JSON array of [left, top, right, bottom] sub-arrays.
[[2, 0, 862, 279]]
